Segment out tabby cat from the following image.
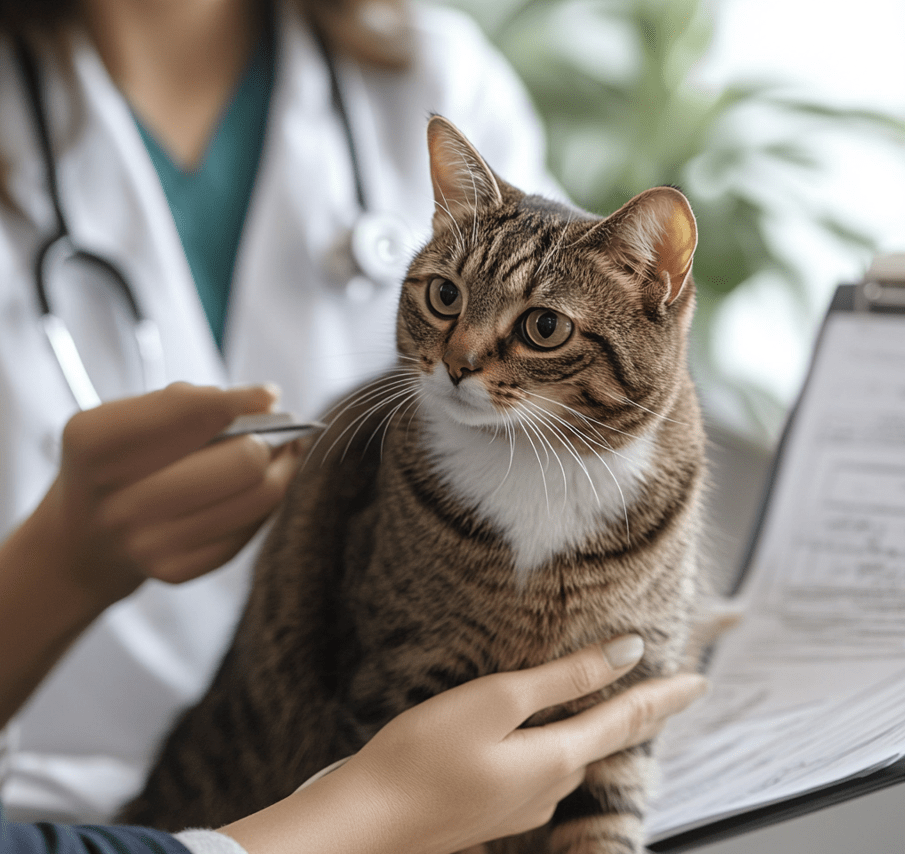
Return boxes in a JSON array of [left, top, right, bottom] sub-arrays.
[[122, 116, 706, 854]]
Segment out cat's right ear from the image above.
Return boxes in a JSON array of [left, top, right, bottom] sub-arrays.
[[427, 115, 503, 231]]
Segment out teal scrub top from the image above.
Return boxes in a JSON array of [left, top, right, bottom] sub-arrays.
[[134, 28, 276, 350]]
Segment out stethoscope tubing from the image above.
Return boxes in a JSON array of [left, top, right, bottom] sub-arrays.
[[310, 25, 368, 212], [16, 37, 166, 411]]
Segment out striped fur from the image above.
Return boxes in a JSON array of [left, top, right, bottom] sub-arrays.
[[121, 118, 706, 853]]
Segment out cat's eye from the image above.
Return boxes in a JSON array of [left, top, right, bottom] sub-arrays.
[[427, 278, 463, 317], [520, 309, 573, 349]]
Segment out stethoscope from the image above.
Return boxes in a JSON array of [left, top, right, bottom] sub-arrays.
[[15, 30, 410, 411]]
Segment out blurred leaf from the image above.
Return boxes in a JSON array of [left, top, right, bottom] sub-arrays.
[[815, 215, 878, 252], [758, 143, 822, 171]]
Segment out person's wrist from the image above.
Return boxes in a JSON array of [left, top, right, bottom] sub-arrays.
[[219, 759, 416, 854], [28, 480, 141, 619]]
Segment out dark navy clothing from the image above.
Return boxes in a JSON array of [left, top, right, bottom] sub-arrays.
[[0, 803, 191, 854]]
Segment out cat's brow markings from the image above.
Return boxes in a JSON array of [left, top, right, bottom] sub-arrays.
[[488, 248, 535, 290], [535, 210, 576, 282]]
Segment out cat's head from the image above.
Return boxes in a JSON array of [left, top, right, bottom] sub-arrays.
[[397, 116, 698, 449]]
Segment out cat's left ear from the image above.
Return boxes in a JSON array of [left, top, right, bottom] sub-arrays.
[[597, 187, 698, 309], [427, 115, 503, 229]]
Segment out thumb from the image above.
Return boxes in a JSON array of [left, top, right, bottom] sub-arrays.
[[470, 637, 646, 739]]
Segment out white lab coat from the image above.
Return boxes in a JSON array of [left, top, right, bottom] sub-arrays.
[[0, 1, 560, 824]]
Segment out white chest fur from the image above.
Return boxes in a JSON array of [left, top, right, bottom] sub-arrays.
[[420, 408, 655, 576]]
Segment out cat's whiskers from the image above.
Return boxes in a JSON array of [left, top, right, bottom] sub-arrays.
[[372, 388, 426, 460], [395, 353, 421, 365], [520, 400, 600, 511], [311, 371, 420, 464], [336, 381, 422, 462], [327, 374, 420, 432], [520, 391, 616, 455], [517, 416, 552, 515], [520, 390, 620, 452], [605, 390, 687, 426], [519, 394, 633, 539], [522, 389, 642, 446], [520, 395, 643, 490], [306, 371, 414, 459], [404, 391, 427, 438], [487, 411, 518, 500], [522, 408, 572, 515], [521, 406, 584, 515]]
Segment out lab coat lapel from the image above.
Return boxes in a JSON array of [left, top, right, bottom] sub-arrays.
[[57, 32, 227, 390], [225, 5, 404, 418]]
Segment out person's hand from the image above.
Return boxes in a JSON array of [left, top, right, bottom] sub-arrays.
[[44, 382, 303, 605], [221, 638, 708, 854], [0, 382, 304, 727]]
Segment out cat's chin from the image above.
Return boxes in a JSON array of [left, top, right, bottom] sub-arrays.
[[431, 389, 499, 429], [438, 402, 501, 430]]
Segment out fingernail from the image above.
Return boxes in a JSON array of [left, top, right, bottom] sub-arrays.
[[601, 634, 645, 669], [688, 674, 711, 699], [263, 382, 282, 409]]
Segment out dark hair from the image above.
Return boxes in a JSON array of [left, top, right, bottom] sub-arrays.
[[0, 0, 413, 69], [0, 1, 79, 42]]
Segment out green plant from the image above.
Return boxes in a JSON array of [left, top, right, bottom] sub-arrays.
[[438, 0, 905, 440]]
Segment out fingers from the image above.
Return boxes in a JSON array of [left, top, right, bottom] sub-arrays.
[[112, 441, 303, 583], [538, 672, 709, 768], [486, 638, 646, 732], [62, 383, 279, 489], [109, 434, 278, 522], [143, 523, 263, 585]]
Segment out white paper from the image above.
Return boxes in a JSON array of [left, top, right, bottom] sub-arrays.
[[647, 309, 905, 842]]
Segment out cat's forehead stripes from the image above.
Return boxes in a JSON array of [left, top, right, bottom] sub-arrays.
[[452, 199, 595, 308]]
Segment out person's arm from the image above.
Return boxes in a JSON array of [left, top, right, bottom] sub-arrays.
[[0, 382, 303, 728], [219, 641, 707, 854]]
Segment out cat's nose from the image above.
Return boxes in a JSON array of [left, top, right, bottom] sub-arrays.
[[443, 349, 481, 385]]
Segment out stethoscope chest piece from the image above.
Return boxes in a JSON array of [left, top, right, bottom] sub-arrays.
[[351, 211, 410, 285], [326, 211, 412, 301]]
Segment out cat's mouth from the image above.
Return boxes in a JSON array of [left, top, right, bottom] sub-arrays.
[[422, 367, 502, 428]]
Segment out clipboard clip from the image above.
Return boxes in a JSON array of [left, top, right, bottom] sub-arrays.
[[856, 253, 905, 312]]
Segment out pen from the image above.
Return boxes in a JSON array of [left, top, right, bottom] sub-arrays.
[[210, 412, 326, 447]]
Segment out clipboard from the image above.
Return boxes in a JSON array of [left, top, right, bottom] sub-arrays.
[[646, 259, 905, 851]]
